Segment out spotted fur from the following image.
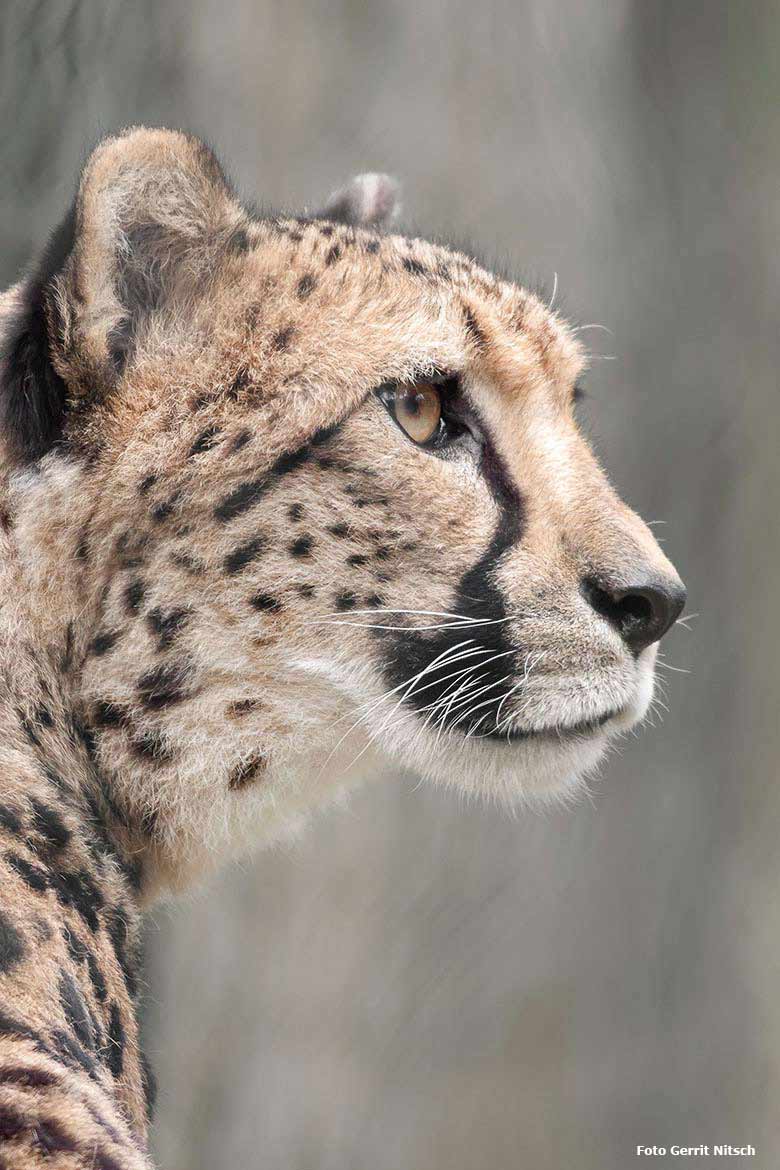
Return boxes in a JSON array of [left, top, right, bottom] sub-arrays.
[[0, 128, 684, 1166]]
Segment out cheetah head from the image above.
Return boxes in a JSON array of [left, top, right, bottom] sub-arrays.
[[0, 129, 685, 881]]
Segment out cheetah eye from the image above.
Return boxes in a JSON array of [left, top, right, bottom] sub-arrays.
[[391, 382, 442, 445], [375, 375, 477, 455]]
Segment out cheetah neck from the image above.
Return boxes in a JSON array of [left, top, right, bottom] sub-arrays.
[[0, 477, 153, 1158], [0, 467, 154, 892], [1, 461, 163, 894]]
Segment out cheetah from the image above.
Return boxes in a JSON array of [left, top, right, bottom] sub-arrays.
[[0, 128, 685, 1167]]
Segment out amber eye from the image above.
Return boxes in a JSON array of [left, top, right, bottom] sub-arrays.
[[392, 382, 442, 445]]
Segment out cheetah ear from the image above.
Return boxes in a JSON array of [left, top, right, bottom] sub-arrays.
[[0, 127, 243, 464], [317, 173, 400, 228]]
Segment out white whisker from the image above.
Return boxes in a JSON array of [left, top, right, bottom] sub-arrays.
[[548, 271, 559, 310]]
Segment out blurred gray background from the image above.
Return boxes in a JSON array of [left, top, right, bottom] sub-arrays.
[[2, 2, 778, 1167]]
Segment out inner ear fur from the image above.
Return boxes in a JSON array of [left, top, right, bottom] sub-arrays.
[[0, 127, 243, 465]]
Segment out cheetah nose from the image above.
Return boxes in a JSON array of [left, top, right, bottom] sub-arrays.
[[581, 574, 687, 654]]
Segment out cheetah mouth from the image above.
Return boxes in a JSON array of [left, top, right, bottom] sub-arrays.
[[480, 706, 623, 744]]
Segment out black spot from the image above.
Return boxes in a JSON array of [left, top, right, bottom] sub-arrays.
[[347, 553, 369, 567], [290, 535, 314, 558], [5, 852, 50, 892], [364, 594, 384, 608], [250, 592, 283, 613], [146, 606, 191, 650], [124, 579, 146, 614], [0, 1009, 42, 1047], [296, 584, 316, 600], [92, 700, 126, 728], [228, 753, 267, 790], [90, 630, 120, 657], [0, 805, 22, 835], [137, 662, 189, 710], [59, 970, 94, 1050], [227, 225, 251, 254], [83, 955, 107, 1006], [296, 273, 317, 299], [335, 591, 358, 611], [224, 536, 267, 575], [288, 502, 304, 521], [36, 704, 54, 728], [226, 698, 261, 719], [141, 1051, 157, 1120], [30, 799, 70, 854], [64, 926, 88, 964], [72, 716, 98, 759], [151, 495, 179, 523], [403, 256, 428, 277], [374, 546, 391, 561], [215, 481, 265, 524], [0, 1065, 58, 1089], [52, 869, 103, 933], [320, 224, 335, 237], [107, 1003, 125, 1077], [138, 473, 157, 495], [33, 1116, 79, 1156], [94, 1146, 126, 1170], [329, 522, 350, 538], [227, 367, 253, 399], [0, 1103, 26, 1142], [189, 425, 221, 456], [463, 305, 487, 348], [229, 427, 252, 453], [61, 621, 75, 673], [324, 244, 341, 265], [215, 422, 339, 523], [271, 325, 295, 351], [51, 1027, 97, 1078], [131, 728, 174, 765], [0, 909, 24, 973], [19, 710, 41, 747], [365, 239, 380, 254], [105, 909, 138, 998]]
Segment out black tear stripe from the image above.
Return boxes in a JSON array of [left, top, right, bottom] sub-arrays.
[[214, 421, 341, 523], [377, 441, 525, 741]]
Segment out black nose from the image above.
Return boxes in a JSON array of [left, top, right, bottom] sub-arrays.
[[581, 575, 687, 654]]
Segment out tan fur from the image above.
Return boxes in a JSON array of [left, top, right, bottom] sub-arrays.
[[0, 128, 683, 1166]]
